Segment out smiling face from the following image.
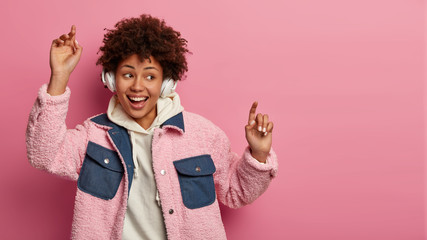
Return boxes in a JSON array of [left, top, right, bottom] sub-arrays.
[[115, 54, 163, 129]]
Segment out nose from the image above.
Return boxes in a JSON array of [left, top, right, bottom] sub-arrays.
[[130, 76, 145, 92]]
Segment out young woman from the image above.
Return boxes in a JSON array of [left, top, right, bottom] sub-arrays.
[[26, 14, 278, 239]]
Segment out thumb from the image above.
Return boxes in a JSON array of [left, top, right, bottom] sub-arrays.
[[245, 120, 256, 131], [74, 40, 83, 57]]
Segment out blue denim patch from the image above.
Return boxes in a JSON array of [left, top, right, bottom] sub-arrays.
[[78, 141, 124, 200], [91, 113, 134, 194], [173, 155, 216, 209]]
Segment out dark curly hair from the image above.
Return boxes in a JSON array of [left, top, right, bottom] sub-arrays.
[[97, 14, 190, 80]]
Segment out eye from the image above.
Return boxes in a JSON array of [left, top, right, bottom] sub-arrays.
[[123, 73, 133, 78], [146, 75, 154, 80]]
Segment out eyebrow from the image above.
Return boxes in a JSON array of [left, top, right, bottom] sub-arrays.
[[120, 64, 135, 69], [143, 66, 159, 71], [119, 65, 159, 71]]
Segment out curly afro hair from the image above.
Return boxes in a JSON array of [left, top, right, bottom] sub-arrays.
[[97, 14, 190, 81]]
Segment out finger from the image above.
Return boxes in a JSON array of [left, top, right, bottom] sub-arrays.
[[262, 114, 269, 133], [74, 39, 81, 49], [69, 25, 76, 38], [248, 101, 258, 125], [267, 122, 274, 132], [264, 122, 274, 136], [54, 38, 64, 44], [256, 113, 263, 132], [52, 38, 64, 47], [70, 25, 78, 49], [74, 40, 83, 57], [59, 34, 70, 41], [59, 32, 74, 47]]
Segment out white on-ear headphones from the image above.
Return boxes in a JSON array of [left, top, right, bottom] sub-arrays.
[[101, 69, 177, 98], [101, 70, 116, 92]]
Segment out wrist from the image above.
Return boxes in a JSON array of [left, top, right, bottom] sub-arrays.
[[250, 149, 269, 163], [48, 73, 69, 96], [50, 70, 71, 80]]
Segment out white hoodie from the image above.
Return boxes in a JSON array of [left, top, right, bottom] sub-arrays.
[[107, 92, 184, 240]]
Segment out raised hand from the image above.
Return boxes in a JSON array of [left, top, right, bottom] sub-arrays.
[[245, 102, 274, 163], [48, 25, 83, 96]]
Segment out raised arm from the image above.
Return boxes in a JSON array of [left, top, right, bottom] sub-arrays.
[[26, 26, 88, 180], [212, 102, 277, 208]]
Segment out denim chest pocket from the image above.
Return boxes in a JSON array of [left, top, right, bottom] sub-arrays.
[[78, 141, 124, 200], [173, 155, 216, 209]]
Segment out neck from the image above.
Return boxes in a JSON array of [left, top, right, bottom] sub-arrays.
[[136, 105, 157, 130]]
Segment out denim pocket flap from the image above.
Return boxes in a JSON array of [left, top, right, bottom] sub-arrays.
[[78, 141, 124, 200], [173, 154, 216, 176], [86, 141, 123, 173], [173, 154, 217, 209]]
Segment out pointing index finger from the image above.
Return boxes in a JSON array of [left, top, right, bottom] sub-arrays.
[[248, 101, 258, 124], [69, 25, 76, 38], [69, 25, 78, 49]]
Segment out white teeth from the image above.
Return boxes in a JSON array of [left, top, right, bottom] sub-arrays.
[[129, 96, 147, 102]]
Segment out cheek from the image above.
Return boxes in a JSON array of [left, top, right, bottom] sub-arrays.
[[116, 94, 127, 107], [115, 82, 128, 102], [115, 80, 125, 92], [115, 81, 133, 97], [147, 82, 162, 97]]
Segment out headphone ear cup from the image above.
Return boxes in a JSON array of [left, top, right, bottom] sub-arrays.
[[160, 78, 177, 98], [101, 69, 116, 92]]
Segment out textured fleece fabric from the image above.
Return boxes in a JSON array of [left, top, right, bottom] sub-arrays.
[[26, 84, 279, 240]]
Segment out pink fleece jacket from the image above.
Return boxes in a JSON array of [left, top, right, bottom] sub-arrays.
[[26, 84, 278, 240]]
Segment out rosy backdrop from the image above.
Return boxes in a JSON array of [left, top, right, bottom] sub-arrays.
[[0, 0, 424, 239]]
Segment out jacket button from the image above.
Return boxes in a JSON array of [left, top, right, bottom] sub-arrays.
[[160, 170, 166, 175], [104, 158, 110, 164], [195, 166, 201, 172], [169, 209, 174, 214]]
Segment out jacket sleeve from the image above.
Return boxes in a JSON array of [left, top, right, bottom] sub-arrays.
[[26, 84, 91, 181], [212, 127, 278, 209]]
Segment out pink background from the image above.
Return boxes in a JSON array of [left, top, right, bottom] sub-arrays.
[[0, 0, 425, 239]]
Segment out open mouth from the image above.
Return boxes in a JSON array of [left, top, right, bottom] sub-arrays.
[[127, 96, 148, 109], [128, 96, 148, 103]]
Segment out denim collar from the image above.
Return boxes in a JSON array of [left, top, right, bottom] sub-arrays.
[[160, 112, 185, 133], [91, 112, 185, 133]]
